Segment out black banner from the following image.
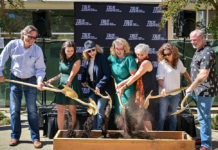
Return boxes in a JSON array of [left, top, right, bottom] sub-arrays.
[[74, 2, 168, 94]]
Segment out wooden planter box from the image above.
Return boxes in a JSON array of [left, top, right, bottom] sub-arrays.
[[53, 130, 195, 150]]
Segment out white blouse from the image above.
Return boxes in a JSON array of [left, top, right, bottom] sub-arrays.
[[156, 59, 186, 95]]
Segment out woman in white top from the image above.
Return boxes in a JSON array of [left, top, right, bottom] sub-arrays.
[[156, 43, 191, 131]]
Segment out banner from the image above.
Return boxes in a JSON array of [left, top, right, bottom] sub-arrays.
[[74, 2, 168, 94]]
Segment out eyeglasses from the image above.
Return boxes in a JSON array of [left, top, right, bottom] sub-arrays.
[[87, 49, 95, 53], [163, 52, 172, 57], [25, 34, 37, 40]]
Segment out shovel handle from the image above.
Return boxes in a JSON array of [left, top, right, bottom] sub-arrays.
[[72, 98, 90, 107], [5, 79, 63, 93], [113, 79, 124, 109], [149, 86, 189, 99]]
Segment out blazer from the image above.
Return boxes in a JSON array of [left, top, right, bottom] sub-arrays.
[[81, 53, 111, 95]]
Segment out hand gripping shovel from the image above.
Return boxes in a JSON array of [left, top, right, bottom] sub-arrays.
[[85, 84, 112, 108], [143, 86, 189, 110], [5, 79, 97, 115]]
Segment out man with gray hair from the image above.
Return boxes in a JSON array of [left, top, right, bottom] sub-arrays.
[[186, 29, 217, 150], [0, 25, 46, 148]]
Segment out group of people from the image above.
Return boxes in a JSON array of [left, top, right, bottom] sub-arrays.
[[0, 25, 217, 150]]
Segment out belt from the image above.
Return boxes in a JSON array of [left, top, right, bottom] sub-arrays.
[[13, 74, 34, 81]]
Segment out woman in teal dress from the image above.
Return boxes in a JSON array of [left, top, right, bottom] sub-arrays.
[[46, 41, 83, 130], [108, 38, 137, 115]]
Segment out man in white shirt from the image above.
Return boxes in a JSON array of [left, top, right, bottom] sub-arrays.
[[0, 25, 46, 148]]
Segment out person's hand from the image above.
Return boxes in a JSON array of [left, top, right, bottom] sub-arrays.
[[44, 80, 52, 86], [81, 82, 88, 87], [117, 82, 124, 89], [0, 76, 5, 82], [95, 87, 100, 94], [66, 81, 71, 86], [37, 80, 45, 91], [117, 85, 126, 95], [186, 86, 193, 95], [161, 88, 167, 97]]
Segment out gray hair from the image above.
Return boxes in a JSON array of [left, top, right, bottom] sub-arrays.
[[20, 25, 38, 40], [134, 43, 150, 54], [190, 29, 204, 37]]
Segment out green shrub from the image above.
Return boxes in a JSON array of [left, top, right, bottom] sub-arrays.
[[211, 114, 218, 130], [0, 118, 11, 125], [0, 111, 6, 120]]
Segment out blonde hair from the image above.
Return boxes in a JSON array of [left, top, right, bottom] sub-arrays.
[[82, 44, 103, 61], [110, 38, 133, 57]]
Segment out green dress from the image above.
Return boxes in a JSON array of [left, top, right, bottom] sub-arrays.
[[108, 55, 137, 114], [54, 57, 83, 105]]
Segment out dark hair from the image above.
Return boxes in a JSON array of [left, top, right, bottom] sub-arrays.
[[60, 41, 76, 63], [157, 43, 180, 69]]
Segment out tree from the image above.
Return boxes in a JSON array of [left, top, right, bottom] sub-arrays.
[[0, 0, 24, 36], [158, 0, 218, 39]]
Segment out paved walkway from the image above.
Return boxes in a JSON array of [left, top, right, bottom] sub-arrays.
[[0, 109, 53, 150], [0, 108, 218, 150]]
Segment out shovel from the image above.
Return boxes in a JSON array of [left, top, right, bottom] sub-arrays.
[[170, 94, 190, 115], [5, 79, 97, 115], [113, 78, 124, 110], [143, 86, 189, 109], [85, 84, 112, 108]]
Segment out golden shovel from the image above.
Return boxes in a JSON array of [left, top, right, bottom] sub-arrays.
[[113, 78, 125, 110], [5, 79, 97, 115], [85, 84, 112, 108], [143, 86, 189, 109], [170, 94, 190, 115]]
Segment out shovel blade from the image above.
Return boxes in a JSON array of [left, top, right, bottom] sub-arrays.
[[62, 84, 78, 99]]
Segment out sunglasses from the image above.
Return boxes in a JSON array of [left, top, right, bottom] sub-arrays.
[[163, 52, 172, 57], [87, 49, 95, 53], [25, 34, 37, 40]]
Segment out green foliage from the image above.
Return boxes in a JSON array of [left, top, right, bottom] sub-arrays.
[[0, 111, 6, 120], [211, 114, 218, 130], [0, 117, 11, 125], [0, 0, 25, 36], [158, 0, 218, 39], [0, 111, 10, 125]]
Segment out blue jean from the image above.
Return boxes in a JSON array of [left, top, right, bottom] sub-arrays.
[[196, 96, 215, 149], [10, 74, 40, 141], [157, 94, 180, 131], [90, 93, 108, 130]]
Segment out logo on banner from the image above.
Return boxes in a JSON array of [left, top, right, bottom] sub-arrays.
[[129, 6, 145, 13], [75, 19, 92, 26], [152, 34, 166, 40], [128, 34, 144, 41], [106, 5, 122, 12], [81, 5, 97, 12], [81, 33, 97, 40], [105, 33, 119, 40], [99, 19, 116, 26], [149, 48, 158, 54], [152, 7, 162, 13], [76, 47, 84, 53], [146, 20, 159, 27], [152, 61, 158, 68], [123, 20, 139, 27]]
